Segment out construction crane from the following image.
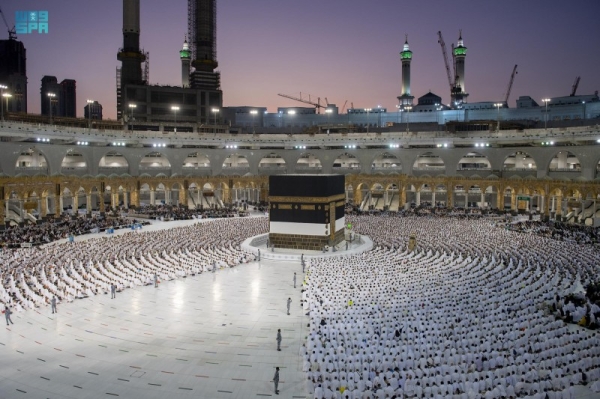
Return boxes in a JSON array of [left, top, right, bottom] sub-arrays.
[[437, 31, 454, 92], [278, 93, 327, 114], [341, 100, 348, 114], [503, 64, 518, 104], [570, 76, 581, 97], [0, 6, 17, 40], [437, 31, 462, 106]]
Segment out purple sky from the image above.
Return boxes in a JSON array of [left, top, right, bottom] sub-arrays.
[[5, 0, 600, 120]]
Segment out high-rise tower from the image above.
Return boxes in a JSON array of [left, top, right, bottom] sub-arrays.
[[117, 0, 146, 119], [397, 35, 414, 108], [188, 0, 220, 90], [0, 38, 28, 113], [180, 37, 191, 88], [453, 30, 468, 104]]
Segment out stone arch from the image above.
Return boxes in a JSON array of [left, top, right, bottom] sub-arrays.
[[413, 152, 445, 172], [548, 151, 581, 171], [99, 151, 129, 174], [139, 183, 151, 206], [371, 152, 402, 173], [296, 153, 323, 172], [15, 147, 49, 175], [258, 153, 286, 173], [503, 151, 537, 171], [222, 153, 250, 174], [182, 152, 211, 175], [333, 153, 361, 172], [354, 182, 370, 206], [457, 151, 491, 171], [139, 152, 172, 174], [61, 149, 88, 175]]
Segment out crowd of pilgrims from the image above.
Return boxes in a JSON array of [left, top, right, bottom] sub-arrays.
[[128, 204, 250, 220], [344, 205, 499, 219], [505, 221, 600, 245], [2, 211, 600, 398], [0, 217, 268, 312], [301, 215, 600, 398], [0, 216, 141, 248]]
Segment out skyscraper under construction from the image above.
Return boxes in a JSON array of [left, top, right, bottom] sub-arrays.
[[188, 0, 220, 90]]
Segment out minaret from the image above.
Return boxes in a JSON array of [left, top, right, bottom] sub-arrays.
[[397, 35, 414, 108], [453, 30, 468, 103], [180, 37, 191, 88]]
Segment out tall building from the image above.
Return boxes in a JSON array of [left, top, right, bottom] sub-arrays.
[[41, 76, 77, 118], [0, 38, 28, 113], [84, 100, 103, 120], [60, 79, 77, 118], [452, 30, 469, 105], [41, 76, 61, 117], [116, 0, 146, 119], [397, 36, 414, 108], [188, 0, 220, 90]]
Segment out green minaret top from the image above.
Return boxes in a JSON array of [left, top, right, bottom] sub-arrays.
[[180, 37, 191, 59], [400, 35, 412, 60], [453, 30, 467, 56]]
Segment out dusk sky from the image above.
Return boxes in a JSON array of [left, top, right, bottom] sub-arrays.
[[4, 0, 600, 120]]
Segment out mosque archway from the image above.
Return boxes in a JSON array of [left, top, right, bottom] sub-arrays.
[[61, 150, 88, 175], [332, 153, 361, 173], [182, 152, 211, 175], [296, 153, 322, 172], [503, 151, 537, 172], [413, 152, 445, 172], [15, 148, 49, 175], [222, 153, 250, 175], [258, 153, 286, 174], [371, 152, 402, 173], [99, 152, 129, 174], [457, 152, 491, 171], [548, 151, 581, 179], [139, 152, 171, 175]]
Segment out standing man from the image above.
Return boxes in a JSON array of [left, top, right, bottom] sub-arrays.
[[293, 272, 297, 288], [111, 284, 116, 299], [154, 273, 158, 288], [276, 329, 282, 351], [212, 261, 216, 273], [51, 296, 57, 314], [286, 297, 292, 315], [5, 305, 14, 325], [273, 367, 280, 395]]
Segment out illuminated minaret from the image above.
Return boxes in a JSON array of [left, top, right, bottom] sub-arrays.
[[453, 30, 468, 103], [397, 35, 414, 108], [180, 37, 191, 88]]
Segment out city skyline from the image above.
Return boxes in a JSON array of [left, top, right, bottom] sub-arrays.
[[3, 0, 600, 120]]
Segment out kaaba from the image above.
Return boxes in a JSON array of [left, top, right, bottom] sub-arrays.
[[269, 175, 346, 250]]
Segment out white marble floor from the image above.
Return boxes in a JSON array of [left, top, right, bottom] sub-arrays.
[[0, 256, 308, 398]]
